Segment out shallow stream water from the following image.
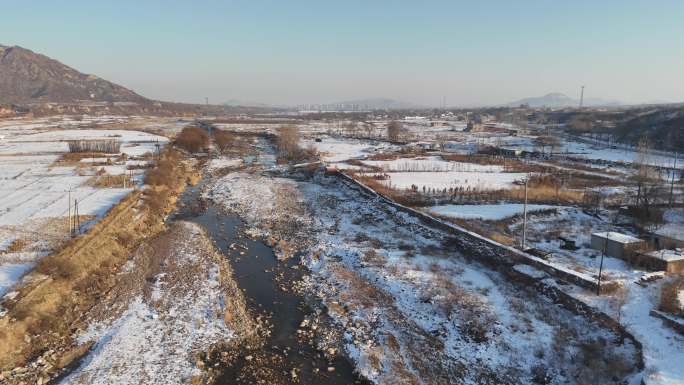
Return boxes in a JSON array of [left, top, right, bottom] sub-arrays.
[[173, 178, 368, 385]]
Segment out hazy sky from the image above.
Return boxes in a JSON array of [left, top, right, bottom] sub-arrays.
[[3, 0, 683, 106]]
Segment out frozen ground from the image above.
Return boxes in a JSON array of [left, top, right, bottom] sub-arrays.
[[570, 277, 684, 385], [506, 207, 643, 281], [206, 156, 641, 385], [61, 221, 249, 385]]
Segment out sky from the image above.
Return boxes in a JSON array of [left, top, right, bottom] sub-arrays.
[[2, 0, 683, 107]]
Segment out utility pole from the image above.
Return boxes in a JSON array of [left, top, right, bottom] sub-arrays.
[[597, 233, 608, 295], [521, 176, 529, 250], [670, 152, 678, 207], [67, 187, 72, 236], [74, 199, 80, 235], [579, 86, 585, 109], [155, 139, 161, 161]]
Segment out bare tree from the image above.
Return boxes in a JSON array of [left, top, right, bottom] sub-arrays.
[[387, 121, 404, 142], [535, 135, 561, 157], [631, 137, 666, 230], [634, 137, 657, 206], [277, 124, 301, 160]]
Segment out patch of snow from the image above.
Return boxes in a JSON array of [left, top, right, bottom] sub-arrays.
[[0, 263, 33, 297]]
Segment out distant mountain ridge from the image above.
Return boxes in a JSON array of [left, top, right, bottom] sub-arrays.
[[0, 45, 148, 105], [507, 92, 622, 108]]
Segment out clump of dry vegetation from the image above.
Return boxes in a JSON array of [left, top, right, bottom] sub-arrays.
[[6, 238, 29, 253], [85, 170, 133, 188], [212, 127, 235, 153], [175, 125, 209, 153], [145, 148, 185, 187]]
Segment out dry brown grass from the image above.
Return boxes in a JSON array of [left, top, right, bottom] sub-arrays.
[[504, 184, 585, 204], [0, 147, 197, 374], [85, 173, 132, 188], [50, 152, 111, 166], [441, 153, 543, 173], [6, 238, 28, 253]]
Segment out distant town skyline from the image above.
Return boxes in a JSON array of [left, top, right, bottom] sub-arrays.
[[3, 0, 683, 106]]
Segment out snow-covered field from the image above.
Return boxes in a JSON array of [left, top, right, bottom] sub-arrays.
[[362, 156, 503, 173], [0, 117, 170, 297], [430, 203, 560, 220], [301, 137, 396, 163], [373, 170, 526, 191], [562, 138, 682, 169]]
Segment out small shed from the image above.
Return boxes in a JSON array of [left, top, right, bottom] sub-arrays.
[[558, 236, 577, 250], [635, 249, 684, 273], [590, 232, 646, 260]]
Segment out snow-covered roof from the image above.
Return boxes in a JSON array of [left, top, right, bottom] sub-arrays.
[[592, 231, 643, 244], [644, 249, 684, 262]]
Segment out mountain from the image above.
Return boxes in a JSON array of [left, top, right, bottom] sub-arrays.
[[0, 44, 147, 105], [0, 45, 274, 117], [507, 92, 622, 108]]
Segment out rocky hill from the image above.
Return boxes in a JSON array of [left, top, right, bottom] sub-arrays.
[[0, 45, 273, 117], [0, 45, 147, 105]]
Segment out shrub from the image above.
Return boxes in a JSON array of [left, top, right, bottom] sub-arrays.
[[175, 126, 209, 153], [213, 128, 235, 153]]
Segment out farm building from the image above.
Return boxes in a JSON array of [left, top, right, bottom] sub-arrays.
[[477, 145, 526, 158], [590, 232, 646, 260], [633, 249, 684, 273], [648, 231, 684, 250]]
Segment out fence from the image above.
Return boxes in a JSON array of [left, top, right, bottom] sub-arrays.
[[67, 139, 121, 153]]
